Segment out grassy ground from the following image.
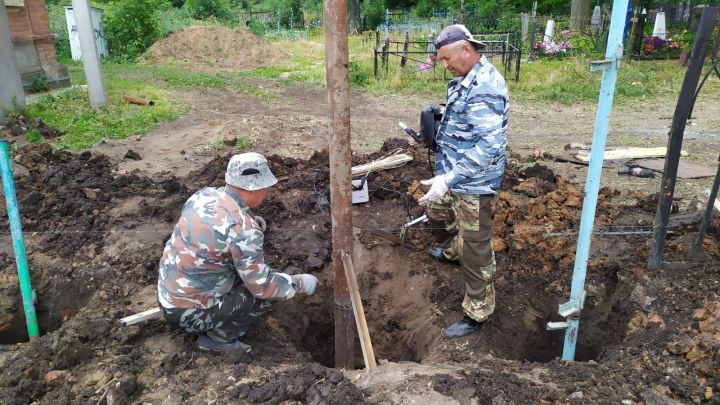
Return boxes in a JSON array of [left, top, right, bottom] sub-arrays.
[[15, 26, 719, 151]]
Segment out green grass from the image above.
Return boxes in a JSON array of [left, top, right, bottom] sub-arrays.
[[509, 57, 693, 104], [27, 25, 718, 152], [25, 64, 188, 150]]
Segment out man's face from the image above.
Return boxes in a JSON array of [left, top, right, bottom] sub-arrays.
[[247, 188, 269, 209], [436, 42, 473, 77]]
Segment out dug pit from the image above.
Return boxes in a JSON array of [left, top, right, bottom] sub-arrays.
[[2, 140, 719, 404]]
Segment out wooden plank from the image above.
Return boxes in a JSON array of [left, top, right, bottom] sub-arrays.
[[340, 252, 377, 372], [634, 158, 716, 179], [698, 191, 720, 214], [118, 307, 162, 326], [575, 147, 688, 162]]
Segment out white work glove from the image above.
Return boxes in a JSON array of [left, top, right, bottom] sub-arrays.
[[292, 274, 319, 295], [254, 216, 266, 232], [418, 176, 449, 205]]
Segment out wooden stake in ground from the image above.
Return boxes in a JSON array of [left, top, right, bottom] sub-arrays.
[[340, 251, 377, 372]]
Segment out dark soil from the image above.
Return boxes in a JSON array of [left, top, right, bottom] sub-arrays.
[[0, 139, 719, 404]]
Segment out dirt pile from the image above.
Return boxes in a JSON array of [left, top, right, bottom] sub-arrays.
[[4, 114, 63, 139], [140, 26, 287, 71], [0, 140, 719, 404]]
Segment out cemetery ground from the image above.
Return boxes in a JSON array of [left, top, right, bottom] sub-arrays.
[[1, 28, 720, 404]]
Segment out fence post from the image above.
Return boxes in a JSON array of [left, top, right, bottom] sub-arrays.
[[529, 1, 537, 53], [521, 12, 529, 45], [401, 31, 409, 67]]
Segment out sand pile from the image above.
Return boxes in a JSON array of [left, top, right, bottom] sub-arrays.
[[141, 26, 287, 71]]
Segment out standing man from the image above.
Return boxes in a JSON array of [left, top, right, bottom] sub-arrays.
[[419, 25, 509, 338], [158, 152, 318, 352]]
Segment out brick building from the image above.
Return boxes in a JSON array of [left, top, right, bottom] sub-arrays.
[[5, 0, 69, 89]]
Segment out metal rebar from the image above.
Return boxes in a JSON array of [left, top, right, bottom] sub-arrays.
[[0, 140, 39, 339], [323, 0, 355, 370], [648, 6, 719, 271]]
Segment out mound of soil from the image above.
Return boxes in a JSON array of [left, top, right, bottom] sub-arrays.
[[140, 26, 287, 71], [0, 139, 719, 404]]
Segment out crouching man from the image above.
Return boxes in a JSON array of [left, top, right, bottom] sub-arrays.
[[157, 152, 318, 352]]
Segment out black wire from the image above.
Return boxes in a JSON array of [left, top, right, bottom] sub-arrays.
[[312, 170, 330, 213]]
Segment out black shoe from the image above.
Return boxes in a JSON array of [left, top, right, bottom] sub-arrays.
[[197, 334, 252, 353], [428, 247, 459, 264], [442, 316, 485, 338]]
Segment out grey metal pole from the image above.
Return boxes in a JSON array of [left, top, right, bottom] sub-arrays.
[[648, 6, 718, 270], [0, 0, 26, 122], [71, 0, 106, 109], [323, 0, 355, 369]]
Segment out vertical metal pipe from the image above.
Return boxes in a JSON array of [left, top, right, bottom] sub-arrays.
[[0, 140, 39, 339], [561, 0, 629, 361], [648, 7, 719, 270], [693, 154, 720, 262], [71, 0, 106, 109], [323, 0, 355, 369]]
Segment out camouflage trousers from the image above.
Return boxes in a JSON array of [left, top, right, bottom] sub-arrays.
[[427, 191, 496, 323], [160, 284, 271, 343]]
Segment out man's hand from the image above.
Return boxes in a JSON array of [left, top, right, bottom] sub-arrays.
[[292, 274, 319, 295], [418, 176, 449, 205]]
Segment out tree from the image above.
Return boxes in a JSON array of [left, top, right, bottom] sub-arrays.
[[348, 0, 361, 33], [570, 0, 592, 32]]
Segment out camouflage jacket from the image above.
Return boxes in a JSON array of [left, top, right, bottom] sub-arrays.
[[158, 186, 297, 309], [436, 55, 509, 195]]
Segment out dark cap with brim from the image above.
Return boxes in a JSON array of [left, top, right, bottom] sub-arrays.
[[434, 24, 486, 50]]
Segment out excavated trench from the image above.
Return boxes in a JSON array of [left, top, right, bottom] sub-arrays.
[[0, 142, 638, 369], [278, 240, 634, 368]]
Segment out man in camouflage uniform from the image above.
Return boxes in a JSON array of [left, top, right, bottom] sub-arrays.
[[419, 25, 509, 338], [158, 152, 318, 352]]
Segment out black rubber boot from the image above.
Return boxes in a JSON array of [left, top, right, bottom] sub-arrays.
[[442, 316, 485, 338], [428, 247, 460, 265]]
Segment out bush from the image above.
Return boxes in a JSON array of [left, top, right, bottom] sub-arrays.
[[248, 20, 267, 36], [156, 6, 193, 37], [183, 0, 232, 20], [348, 59, 370, 87], [47, 4, 71, 60], [104, 0, 166, 60], [29, 75, 50, 93]]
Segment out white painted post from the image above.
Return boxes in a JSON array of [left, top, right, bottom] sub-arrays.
[[543, 19, 555, 45], [653, 11, 667, 39], [0, 0, 25, 122], [71, 0, 106, 109]]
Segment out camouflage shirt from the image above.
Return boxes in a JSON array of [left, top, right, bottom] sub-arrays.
[[436, 55, 509, 195], [158, 186, 297, 309]]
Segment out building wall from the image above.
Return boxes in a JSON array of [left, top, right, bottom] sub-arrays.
[[5, 0, 69, 89]]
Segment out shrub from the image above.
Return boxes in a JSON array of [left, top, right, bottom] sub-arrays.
[[47, 4, 71, 60], [348, 59, 370, 87], [183, 0, 232, 20], [248, 20, 267, 36], [104, 0, 165, 60], [29, 75, 50, 93]]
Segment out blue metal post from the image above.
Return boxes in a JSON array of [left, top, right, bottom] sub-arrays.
[[0, 140, 39, 339], [546, 0, 629, 361]]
